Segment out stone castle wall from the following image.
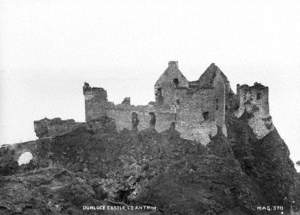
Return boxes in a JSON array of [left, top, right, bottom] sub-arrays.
[[212, 71, 227, 134], [81, 59, 231, 145], [83, 82, 108, 121], [106, 106, 176, 132], [83, 82, 224, 144]]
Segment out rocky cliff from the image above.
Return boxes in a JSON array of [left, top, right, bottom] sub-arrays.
[[0, 114, 297, 215]]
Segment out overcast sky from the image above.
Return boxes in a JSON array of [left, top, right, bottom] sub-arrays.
[[0, 0, 300, 168]]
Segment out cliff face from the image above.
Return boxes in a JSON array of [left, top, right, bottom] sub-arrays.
[[291, 173, 300, 212], [0, 114, 297, 215], [227, 113, 296, 204]]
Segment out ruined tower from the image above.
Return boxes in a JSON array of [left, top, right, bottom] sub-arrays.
[[236, 82, 272, 138], [83, 82, 108, 121], [236, 82, 269, 117]]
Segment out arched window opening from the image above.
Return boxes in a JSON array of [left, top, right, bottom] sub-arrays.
[[257, 93, 261, 100], [131, 112, 139, 130], [149, 112, 156, 127], [202, 112, 209, 121], [173, 78, 179, 87], [156, 88, 162, 96], [156, 88, 163, 104]]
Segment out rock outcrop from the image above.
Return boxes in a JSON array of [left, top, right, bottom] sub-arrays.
[[1, 61, 298, 214], [0, 145, 18, 176], [34, 117, 83, 138], [0, 115, 297, 215]]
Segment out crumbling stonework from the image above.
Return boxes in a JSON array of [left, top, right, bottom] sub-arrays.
[[34, 117, 82, 138], [83, 61, 232, 145], [31, 61, 272, 144], [235, 82, 273, 139]]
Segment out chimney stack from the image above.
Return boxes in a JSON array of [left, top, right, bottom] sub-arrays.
[[168, 61, 178, 68]]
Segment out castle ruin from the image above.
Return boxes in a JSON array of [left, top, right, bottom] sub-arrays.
[[82, 61, 273, 144], [32, 61, 274, 145]]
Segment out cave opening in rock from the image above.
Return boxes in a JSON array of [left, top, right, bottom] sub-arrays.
[[18, 151, 33, 166]]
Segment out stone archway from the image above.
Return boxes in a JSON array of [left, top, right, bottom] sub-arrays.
[[18, 151, 33, 165], [11, 140, 37, 165]]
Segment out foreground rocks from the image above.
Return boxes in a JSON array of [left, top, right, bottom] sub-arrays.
[[0, 116, 298, 215], [0, 167, 97, 214], [0, 146, 18, 176]]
